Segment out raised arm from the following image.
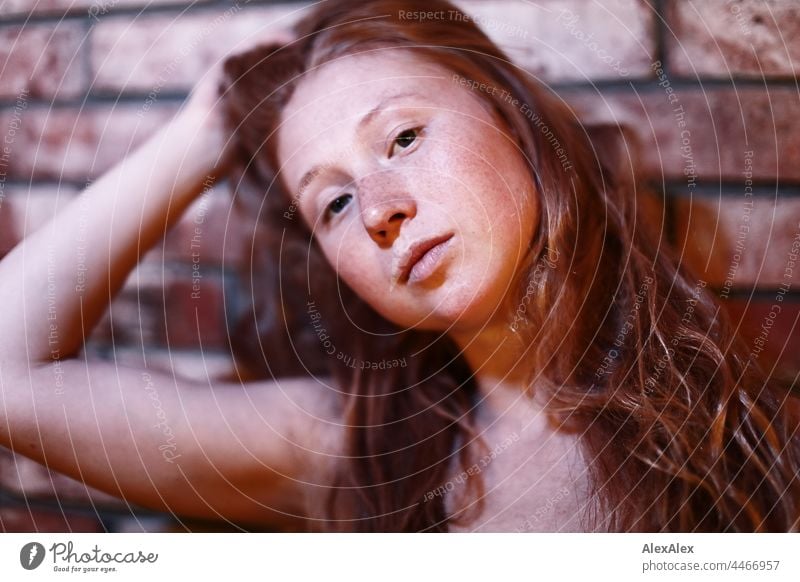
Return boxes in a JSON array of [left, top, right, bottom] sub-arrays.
[[0, 65, 341, 527], [0, 80, 228, 364]]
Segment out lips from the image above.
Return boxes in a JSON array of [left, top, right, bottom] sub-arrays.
[[393, 233, 454, 284]]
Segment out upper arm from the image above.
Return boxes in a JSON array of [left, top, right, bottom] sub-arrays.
[[0, 358, 345, 528]]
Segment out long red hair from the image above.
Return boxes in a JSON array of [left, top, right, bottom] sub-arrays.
[[221, 0, 800, 531]]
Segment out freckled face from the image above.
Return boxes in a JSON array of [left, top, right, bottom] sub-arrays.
[[277, 51, 537, 332]]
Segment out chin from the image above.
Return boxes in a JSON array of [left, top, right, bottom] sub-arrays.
[[423, 293, 501, 332], [376, 275, 510, 332], [381, 302, 471, 333], [444, 275, 508, 317]]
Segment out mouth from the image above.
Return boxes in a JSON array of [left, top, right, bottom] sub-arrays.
[[394, 233, 455, 285]]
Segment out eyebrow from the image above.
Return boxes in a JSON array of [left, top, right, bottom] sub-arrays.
[[295, 91, 423, 201], [357, 90, 421, 132]]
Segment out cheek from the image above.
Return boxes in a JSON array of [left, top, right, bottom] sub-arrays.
[[444, 148, 536, 302], [317, 231, 385, 298], [450, 149, 534, 245], [479, 145, 537, 242]]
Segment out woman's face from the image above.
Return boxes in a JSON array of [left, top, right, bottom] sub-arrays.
[[277, 51, 538, 333]]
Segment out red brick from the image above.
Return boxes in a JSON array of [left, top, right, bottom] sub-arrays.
[[90, 4, 304, 93], [88, 0, 654, 91], [90, 262, 229, 349], [723, 299, 800, 385], [0, 0, 192, 18], [90, 265, 162, 346], [164, 266, 228, 348], [0, 185, 79, 256], [667, 0, 800, 79], [674, 195, 800, 288], [456, 0, 655, 81], [567, 86, 800, 181], [0, 22, 87, 100], [0, 0, 91, 17], [0, 103, 176, 182], [143, 182, 249, 268], [89, 271, 166, 347]]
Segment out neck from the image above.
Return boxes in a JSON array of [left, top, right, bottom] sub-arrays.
[[449, 320, 533, 405]]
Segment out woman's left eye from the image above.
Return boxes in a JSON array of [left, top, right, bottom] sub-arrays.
[[389, 128, 421, 157]]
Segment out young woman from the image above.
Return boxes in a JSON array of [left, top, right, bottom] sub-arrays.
[[1, 0, 798, 532]]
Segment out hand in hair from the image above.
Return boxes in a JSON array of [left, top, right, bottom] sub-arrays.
[[177, 29, 295, 177]]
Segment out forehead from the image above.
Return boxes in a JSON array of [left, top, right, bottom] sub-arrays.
[[276, 51, 476, 179], [282, 51, 447, 131]]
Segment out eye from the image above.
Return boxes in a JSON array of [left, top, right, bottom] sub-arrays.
[[389, 127, 421, 158], [324, 193, 353, 220]]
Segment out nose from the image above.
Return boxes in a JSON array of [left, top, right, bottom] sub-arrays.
[[359, 175, 416, 246]]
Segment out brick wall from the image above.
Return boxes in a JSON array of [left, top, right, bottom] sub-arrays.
[[1, 0, 798, 531]]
